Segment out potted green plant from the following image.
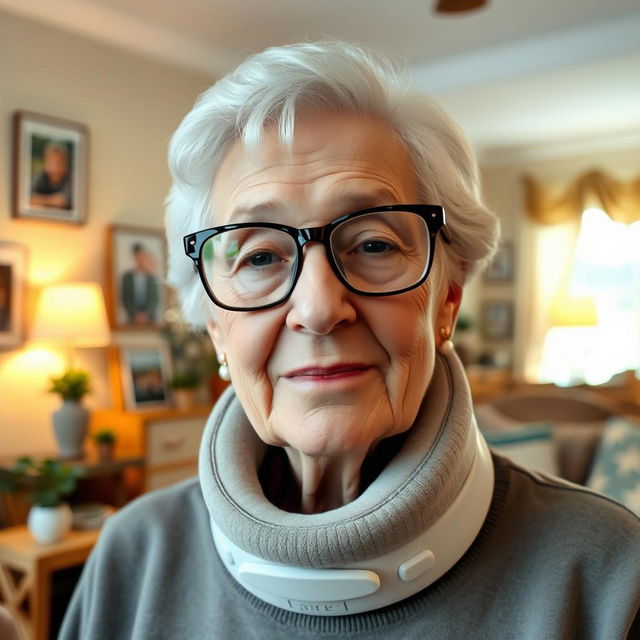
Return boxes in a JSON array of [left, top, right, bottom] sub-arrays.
[[0, 457, 82, 543], [170, 370, 202, 409], [48, 369, 91, 459], [92, 429, 116, 461]]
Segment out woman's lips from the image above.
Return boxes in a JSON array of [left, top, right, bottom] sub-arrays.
[[284, 363, 373, 381]]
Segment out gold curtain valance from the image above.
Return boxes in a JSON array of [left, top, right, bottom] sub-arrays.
[[523, 170, 640, 225]]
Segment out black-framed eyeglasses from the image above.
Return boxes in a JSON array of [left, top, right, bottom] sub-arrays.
[[183, 204, 448, 312]]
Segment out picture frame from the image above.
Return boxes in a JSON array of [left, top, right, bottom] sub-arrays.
[[481, 299, 514, 341], [0, 242, 27, 349], [106, 225, 168, 329], [484, 241, 514, 283], [118, 343, 173, 410], [12, 111, 88, 224]]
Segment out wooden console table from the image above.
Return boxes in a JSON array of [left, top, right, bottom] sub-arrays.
[[91, 405, 211, 492], [0, 525, 101, 640]]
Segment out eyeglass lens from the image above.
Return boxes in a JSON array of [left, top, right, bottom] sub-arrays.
[[200, 210, 430, 309]]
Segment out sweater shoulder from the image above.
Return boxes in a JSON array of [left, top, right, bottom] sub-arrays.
[[100, 476, 206, 544], [59, 480, 217, 639], [494, 454, 640, 545]]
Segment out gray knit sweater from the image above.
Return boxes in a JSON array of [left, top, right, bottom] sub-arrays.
[[59, 455, 640, 639]]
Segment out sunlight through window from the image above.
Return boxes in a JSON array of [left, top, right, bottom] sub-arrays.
[[539, 209, 640, 386]]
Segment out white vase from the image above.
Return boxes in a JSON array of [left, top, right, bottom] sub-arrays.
[[52, 400, 89, 459], [27, 503, 72, 544]]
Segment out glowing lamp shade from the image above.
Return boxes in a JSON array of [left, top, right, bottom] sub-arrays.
[[32, 282, 110, 347]]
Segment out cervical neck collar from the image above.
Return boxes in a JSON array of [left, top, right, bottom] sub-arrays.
[[199, 351, 494, 616]]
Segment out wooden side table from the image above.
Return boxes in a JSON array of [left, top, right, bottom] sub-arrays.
[[0, 453, 144, 527], [0, 526, 101, 640]]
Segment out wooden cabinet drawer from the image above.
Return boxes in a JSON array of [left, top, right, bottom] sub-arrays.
[[147, 466, 198, 492], [91, 406, 213, 495], [147, 417, 205, 467]]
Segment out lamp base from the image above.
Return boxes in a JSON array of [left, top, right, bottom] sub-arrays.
[[52, 400, 89, 459]]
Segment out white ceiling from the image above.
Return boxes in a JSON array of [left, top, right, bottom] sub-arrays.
[[2, 0, 640, 163]]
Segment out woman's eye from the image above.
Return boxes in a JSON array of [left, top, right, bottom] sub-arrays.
[[360, 239, 395, 254], [247, 252, 277, 267]]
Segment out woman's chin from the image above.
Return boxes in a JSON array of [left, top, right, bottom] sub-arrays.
[[274, 409, 390, 459]]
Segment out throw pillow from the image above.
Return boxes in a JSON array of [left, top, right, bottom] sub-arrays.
[[482, 422, 559, 476], [587, 417, 640, 516]]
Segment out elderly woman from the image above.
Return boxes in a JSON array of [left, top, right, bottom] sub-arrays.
[[60, 42, 640, 639]]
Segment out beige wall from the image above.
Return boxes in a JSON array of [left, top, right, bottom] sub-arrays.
[[478, 145, 640, 377], [1, 9, 638, 456], [0, 11, 212, 455]]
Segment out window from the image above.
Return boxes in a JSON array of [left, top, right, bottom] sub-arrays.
[[538, 208, 640, 386]]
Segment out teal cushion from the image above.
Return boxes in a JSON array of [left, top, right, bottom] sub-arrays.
[[587, 417, 640, 516], [482, 422, 559, 476]]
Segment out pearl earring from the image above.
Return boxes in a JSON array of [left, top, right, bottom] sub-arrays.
[[438, 326, 454, 355], [218, 353, 231, 381]]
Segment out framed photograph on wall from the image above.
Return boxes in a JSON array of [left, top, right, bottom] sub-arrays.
[[107, 225, 168, 329], [12, 111, 88, 224], [0, 242, 27, 349], [118, 343, 172, 410], [481, 299, 514, 341], [484, 241, 514, 283]]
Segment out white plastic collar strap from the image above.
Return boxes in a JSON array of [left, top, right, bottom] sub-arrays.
[[210, 427, 494, 616]]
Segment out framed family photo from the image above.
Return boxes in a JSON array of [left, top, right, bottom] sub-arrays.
[[481, 299, 514, 341], [118, 343, 173, 410], [0, 243, 27, 349], [12, 111, 88, 224], [484, 241, 514, 283], [107, 225, 168, 329]]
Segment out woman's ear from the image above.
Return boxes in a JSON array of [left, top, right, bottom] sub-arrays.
[[434, 284, 462, 337], [205, 319, 224, 355]]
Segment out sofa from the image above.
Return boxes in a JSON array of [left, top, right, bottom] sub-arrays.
[[475, 387, 640, 515]]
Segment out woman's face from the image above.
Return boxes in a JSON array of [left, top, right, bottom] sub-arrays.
[[207, 113, 458, 457]]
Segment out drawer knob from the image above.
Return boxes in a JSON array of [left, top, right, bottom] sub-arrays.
[[162, 436, 186, 450]]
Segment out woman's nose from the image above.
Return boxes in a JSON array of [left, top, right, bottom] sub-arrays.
[[285, 244, 356, 334]]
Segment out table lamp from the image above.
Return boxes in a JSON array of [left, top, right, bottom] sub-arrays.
[[32, 282, 110, 368], [31, 282, 110, 458]]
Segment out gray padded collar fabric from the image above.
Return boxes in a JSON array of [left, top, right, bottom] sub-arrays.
[[199, 351, 476, 568]]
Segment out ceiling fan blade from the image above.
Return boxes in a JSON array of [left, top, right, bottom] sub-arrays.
[[436, 0, 488, 13]]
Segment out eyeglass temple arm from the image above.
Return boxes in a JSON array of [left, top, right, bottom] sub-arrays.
[[184, 234, 200, 272]]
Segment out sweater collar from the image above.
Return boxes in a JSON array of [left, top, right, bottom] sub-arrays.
[[199, 351, 488, 568]]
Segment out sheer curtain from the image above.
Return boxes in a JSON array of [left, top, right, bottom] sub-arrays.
[[564, 210, 640, 383], [518, 215, 581, 381]]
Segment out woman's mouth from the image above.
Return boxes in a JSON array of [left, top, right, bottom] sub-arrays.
[[284, 363, 373, 382]]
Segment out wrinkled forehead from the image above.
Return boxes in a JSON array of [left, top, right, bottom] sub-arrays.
[[210, 112, 417, 226]]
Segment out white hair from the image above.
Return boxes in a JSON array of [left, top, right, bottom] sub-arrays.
[[165, 41, 499, 326]]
